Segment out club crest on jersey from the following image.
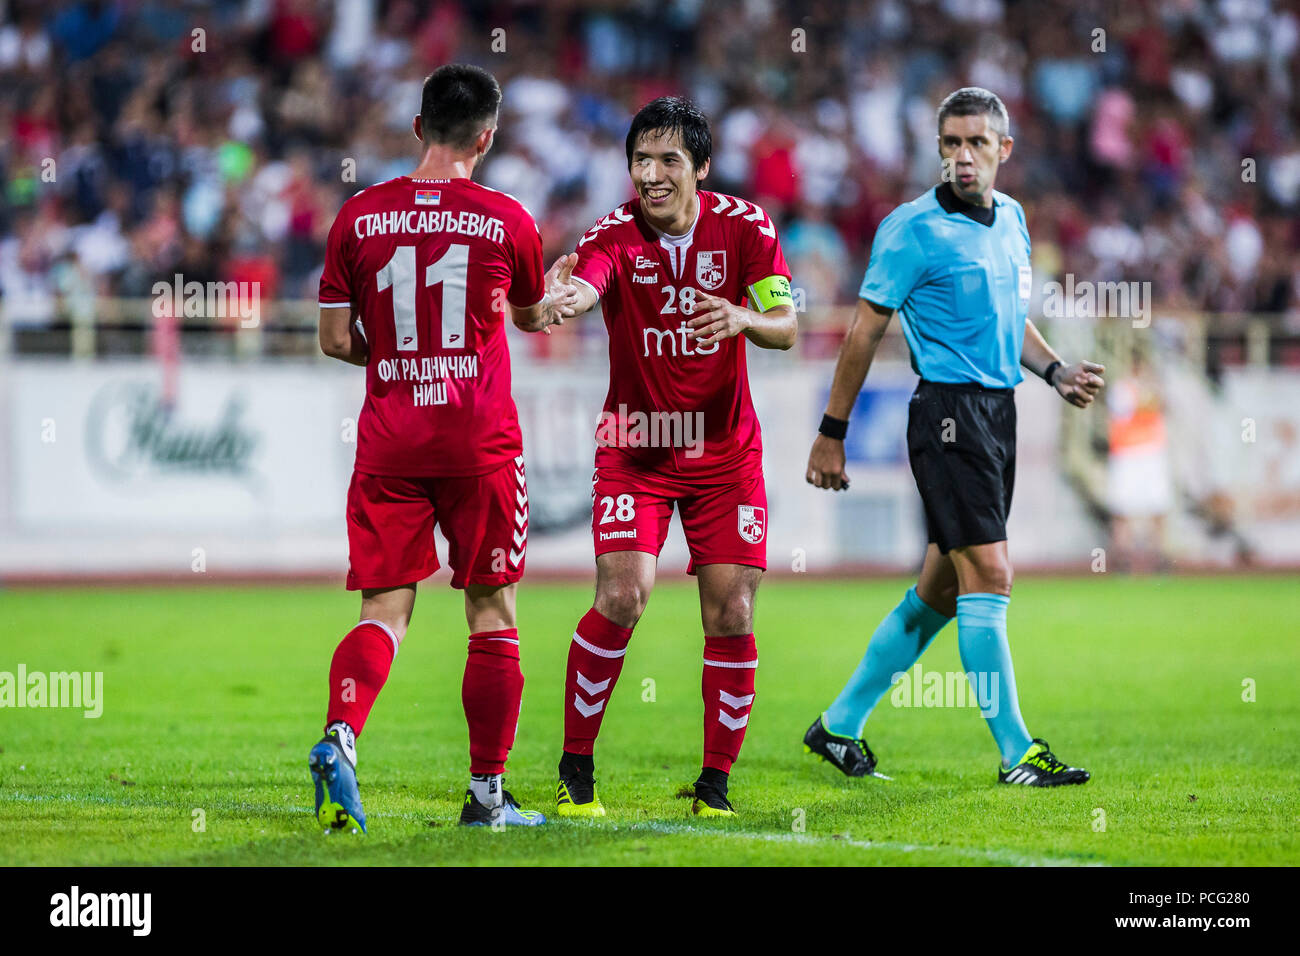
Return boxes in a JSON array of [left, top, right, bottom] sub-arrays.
[[414, 189, 441, 206], [696, 251, 726, 291], [737, 505, 765, 544]]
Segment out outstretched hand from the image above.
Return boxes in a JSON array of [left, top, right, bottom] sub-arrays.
[[539, 252, 580, 333]]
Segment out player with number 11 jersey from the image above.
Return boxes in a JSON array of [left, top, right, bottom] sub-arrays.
[[309, 64, 575, 834]]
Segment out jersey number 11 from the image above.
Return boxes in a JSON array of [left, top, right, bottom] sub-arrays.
[[376, 243, 469, 351]]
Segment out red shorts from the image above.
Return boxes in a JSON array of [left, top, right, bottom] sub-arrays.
[[591, 464, 767, 572], [346, 455, 528, 591]]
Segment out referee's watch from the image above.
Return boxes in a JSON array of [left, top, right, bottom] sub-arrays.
[[1043, 360, 1063, 388]]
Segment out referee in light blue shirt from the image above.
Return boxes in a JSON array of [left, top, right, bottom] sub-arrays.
[[801, 88, 1106, 786]]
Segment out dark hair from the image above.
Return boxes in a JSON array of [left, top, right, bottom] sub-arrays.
[[419, 64, 502, 151], [625, 96, 712, 171], [936, 87, 1010, 138]]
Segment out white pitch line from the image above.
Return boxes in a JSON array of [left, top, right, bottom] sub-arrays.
[[628, 820, 1108, 867], [2, 793, 1107, 864]]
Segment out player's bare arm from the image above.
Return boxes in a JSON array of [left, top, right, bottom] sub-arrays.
[[686, 293, 797, 350], [806, 298, 894, 491], [511, 253, 581, 334], [319, 306, 368, 366], [1021, 318, 1105, 408]]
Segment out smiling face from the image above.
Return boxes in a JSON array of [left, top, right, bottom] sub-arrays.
[[938, 112, 1013, 207], [629, 129, 709, 234]]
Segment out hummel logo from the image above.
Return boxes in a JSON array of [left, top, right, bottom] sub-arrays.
[[827, 742, 848, 763]]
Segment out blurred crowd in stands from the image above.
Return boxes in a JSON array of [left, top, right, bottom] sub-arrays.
[[1, 0, 1298, 332]]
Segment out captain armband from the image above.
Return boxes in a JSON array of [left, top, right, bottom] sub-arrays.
[[747, 274, 794, 312]]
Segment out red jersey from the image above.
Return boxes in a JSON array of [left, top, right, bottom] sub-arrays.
[[319, 176, 544, 477], [572, 190, 791, 481]]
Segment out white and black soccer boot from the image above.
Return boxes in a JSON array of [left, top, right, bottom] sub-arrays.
[[803, 715, 878, 778], [998, 738, 1090, 786]]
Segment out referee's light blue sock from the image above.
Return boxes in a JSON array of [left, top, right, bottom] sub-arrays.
[[823, 586, 952, 739], [955, 593, 1033, 768]]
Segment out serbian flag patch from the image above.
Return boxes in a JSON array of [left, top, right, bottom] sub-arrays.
[[414, 189, 441, 205]]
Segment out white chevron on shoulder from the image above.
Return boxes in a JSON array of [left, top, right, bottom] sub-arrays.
[[711, 192, 777, 237], [577, 203, 634, 246]]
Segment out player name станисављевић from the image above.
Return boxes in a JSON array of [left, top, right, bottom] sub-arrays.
[[353, 209, 507, 242]]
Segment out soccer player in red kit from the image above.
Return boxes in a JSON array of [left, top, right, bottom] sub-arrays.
[[551, 98, 797, 817], [309, 65, 577, 831]]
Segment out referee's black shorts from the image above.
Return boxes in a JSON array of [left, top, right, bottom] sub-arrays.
[[906, 379, 1016, 554]]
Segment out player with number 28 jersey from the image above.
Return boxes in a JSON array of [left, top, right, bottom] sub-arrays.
[[552, 97, 797, 821], [575, 187, 790, 484]]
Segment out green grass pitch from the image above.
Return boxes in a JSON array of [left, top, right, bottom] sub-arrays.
[[1, 575, 1297, 866]]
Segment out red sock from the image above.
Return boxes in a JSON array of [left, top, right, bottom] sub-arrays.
[[701, 633, 757, 773], [325, 620, 398, 736], [563, 608, 633, 755], [462, 629, 524, 775]]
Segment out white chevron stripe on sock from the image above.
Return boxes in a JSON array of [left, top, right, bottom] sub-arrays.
[[572, 694, 605, 718], [575, 671, 610, 696], [719, 690, 754, 709], [717, 711, 750, 731]]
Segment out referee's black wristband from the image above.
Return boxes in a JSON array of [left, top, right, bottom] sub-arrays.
[[1043, 360, 1062, 387], [819, 413, 849, 440]]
